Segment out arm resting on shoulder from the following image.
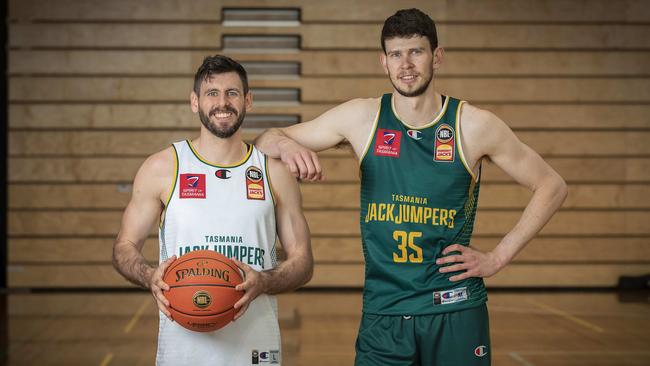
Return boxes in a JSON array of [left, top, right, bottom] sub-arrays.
[[255, 98, 375, 180]]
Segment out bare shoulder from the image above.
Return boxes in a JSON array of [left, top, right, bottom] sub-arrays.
[[460, 102, 523, 165], [319, 97, 380, 125], [460, 103, 502, 131], [139, 146, 176, 179], [461, 102, 513, 143], [341, 97, 381, 120], [328, 97, 381, 151], [133, 146, 177, 201]]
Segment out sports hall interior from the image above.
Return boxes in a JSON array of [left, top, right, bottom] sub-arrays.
[[3, 0, 650, 365]]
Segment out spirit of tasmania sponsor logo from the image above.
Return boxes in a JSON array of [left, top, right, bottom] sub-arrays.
[[179, 173, 206, 199], [374, 128, 402, 158]]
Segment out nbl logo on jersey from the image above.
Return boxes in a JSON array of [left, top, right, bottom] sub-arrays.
[[179, 174, 206, 199], [434, 124, 455, 162], [245, 166, 265, 200], [374, 128, 402, 158]]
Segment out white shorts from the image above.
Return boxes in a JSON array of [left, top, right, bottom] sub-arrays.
[[156, 294, 281, 365]]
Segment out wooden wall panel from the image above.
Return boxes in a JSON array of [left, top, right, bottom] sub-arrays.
[[10, 24, 650, 50], [9, 183, 650, 210], [11, 50, 650, 76], [7, 0, 650, 289], [9, 157, 650, 183], [8, 210, 650, 237], [10, 104, 650, 130], [10, 77, 650, 103], [9, 130, 650, 156], [9, 0, 650, 23], [8, 237, 650, 265], [7, 263, 650, 288]]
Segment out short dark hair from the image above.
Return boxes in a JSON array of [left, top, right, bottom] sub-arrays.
[[381, 8, 438, 53], [193, 55, 249, 95]]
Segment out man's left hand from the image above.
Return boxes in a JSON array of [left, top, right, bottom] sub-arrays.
[[436, 244, 504, 282], [232, 258, 268, 320]]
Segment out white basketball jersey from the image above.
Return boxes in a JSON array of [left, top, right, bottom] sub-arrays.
[[156, 140, 281, 366]]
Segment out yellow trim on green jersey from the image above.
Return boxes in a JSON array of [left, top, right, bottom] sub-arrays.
[[159, 144, 179, 229], [359, 98, 382, 165], [391, 93, 449, 130], [186, 139, 253, 168], [264, 155, 276, 205], [455, 101, 477, 182]]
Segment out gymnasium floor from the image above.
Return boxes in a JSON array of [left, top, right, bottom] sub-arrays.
[[5, 291, 650, 365]]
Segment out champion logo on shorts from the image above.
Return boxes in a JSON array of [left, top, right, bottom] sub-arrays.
[[179, 174, 206, 199], [474, 345, 488, 357], [252, 349, 280, 364]]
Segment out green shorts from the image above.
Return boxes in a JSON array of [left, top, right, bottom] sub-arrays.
[[355, 304, 490, 366]]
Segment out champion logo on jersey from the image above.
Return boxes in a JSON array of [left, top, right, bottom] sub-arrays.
[[374, 128, 402, 158], [474, 345, 488, 357], [179, 174, 206, 199], [215, 169, 231, 179], [407, 129, 422, 140], [245, 166, 265, 200], [434, 124, 455, 162]]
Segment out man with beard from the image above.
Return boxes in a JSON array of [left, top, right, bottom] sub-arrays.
[[255, 8, 567, 366], [113, 55, 313, 365]]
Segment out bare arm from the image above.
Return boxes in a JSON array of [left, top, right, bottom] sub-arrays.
[[439, 104, 568, 280], [262, 157, 314, 292], [112, 148, 177, 316], [233, 157, 313, 318], [255, 98, 378, 180]]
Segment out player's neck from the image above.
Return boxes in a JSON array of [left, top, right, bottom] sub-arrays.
[[192, 130, 248, 166], [392, 86, 442, 127]]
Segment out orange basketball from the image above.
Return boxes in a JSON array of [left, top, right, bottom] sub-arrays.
[[163, 250, 244, 332]]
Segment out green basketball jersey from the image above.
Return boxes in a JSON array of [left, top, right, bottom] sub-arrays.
[[359, 93, 487, 315]]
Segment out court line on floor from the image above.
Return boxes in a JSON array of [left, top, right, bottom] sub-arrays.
[[490, 305, 650, 318], [526, 299, 605, 333], [501, 351, 650, 356], [124, 298, 151, 334], [509, 352, 535, 366], [99, 352, 113, 366]]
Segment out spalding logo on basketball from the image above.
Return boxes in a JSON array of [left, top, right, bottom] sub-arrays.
[[163, 250, 244, 332]]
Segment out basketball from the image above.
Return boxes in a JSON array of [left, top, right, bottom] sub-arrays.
[[163, 250, 244, 332]]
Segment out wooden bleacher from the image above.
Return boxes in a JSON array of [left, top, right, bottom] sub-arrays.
[[7, 0, 650, 289]]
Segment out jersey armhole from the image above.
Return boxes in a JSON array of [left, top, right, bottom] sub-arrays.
[[456, 101, 479, 182], [264, 155, 276, 205], [358, 98, 382, 165], [159, 144, 179, 229]]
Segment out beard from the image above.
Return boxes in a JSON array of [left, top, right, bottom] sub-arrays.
[[388, 67, 434, 97], [198, 105, 245, 139]]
